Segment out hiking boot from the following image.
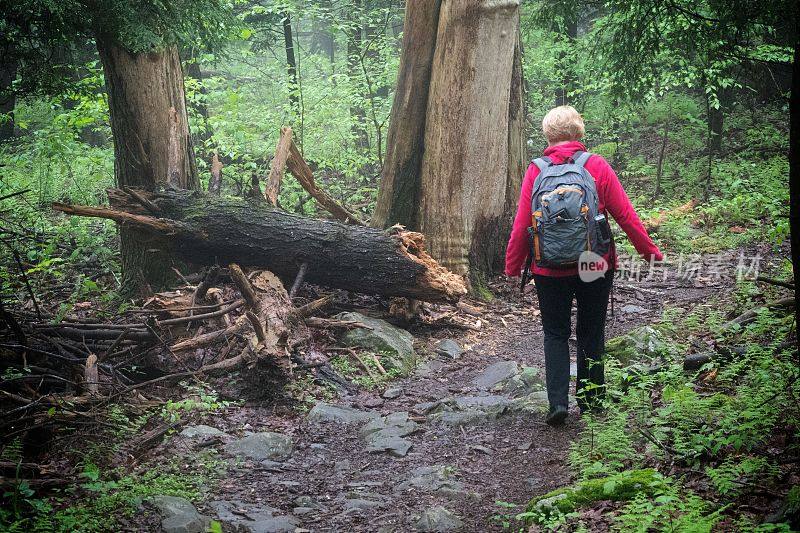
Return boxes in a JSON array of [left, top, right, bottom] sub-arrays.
[[546, 405, 568, 426]]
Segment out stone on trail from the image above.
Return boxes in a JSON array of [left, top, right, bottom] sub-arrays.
[[361, 411, 418, 457], [395, 465, 466, 497], [224, 432, 293, 461], [413, 506, 464, 532], [426, 392, 548, 426], [208, 500, 299, 533], [148, 495, 207, 533], [605, 326, 671, 365], [307, 402, 379, 424], [382, 386, 403, 399], [434, 339, 462, 360], [336, 312, 416, 371], [474, 361, 519, 389], [179, 425, 225, 439], [621, 304, 647, 314]]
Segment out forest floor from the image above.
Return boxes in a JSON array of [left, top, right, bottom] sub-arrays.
[[124, 250, 747, 532]]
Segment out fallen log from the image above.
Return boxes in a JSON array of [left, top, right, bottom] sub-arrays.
[[54, 189, 466, 303]]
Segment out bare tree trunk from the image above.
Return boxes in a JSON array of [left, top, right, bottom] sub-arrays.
[[374, 0, 524, 283], [283, 12, 300, 113], [0, 57, 17, 142], [418, 0, 524, 278], [372, 0, 442, 230], [654, 101, 672, 199], [95, 36, 199, 294], [789, 33, 800, 353]]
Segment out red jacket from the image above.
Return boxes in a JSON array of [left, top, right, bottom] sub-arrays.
[[504, 141, 662, 278]]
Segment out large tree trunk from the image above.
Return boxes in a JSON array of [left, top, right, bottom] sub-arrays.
[[95, 37, 199, 294], [375, 1, 524, 282], [53, 189, 467, 304], [372, 1, 442, 230], [374, 0, 525, 276], [0, 57, 16, 142]]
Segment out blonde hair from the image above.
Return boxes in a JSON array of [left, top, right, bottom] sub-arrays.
[[542, 105, 585, 143]]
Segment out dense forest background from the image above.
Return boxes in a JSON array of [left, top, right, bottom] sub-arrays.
[[1, 0, 799, 531]]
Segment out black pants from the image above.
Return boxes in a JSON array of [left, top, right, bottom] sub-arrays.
[[533, 271, 612, 412]]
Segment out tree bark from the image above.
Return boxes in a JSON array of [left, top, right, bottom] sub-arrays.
[[54, 189, 467, 303], [417, 0, 524, 277], [372, 0, 442, 230], [789, 32, 800, 354], [95, 37, 199, 294]]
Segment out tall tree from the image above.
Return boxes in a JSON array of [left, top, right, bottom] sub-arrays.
[[374, 0, 525, 283], [1, 1, 233, 293], [95, 36, 199, 292]]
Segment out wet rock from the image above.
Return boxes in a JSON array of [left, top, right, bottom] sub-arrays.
[[415, 359, 445, 378], [605, 326, 671, 365], [434, 339, 462, 360], [427, 392, 548, 426], [474, 361, 519, 389], [361, 411, 418, 457], [337, 312, 416, 370], [208, 500, 298, 533], [413, 506, 463, 532], [224, 432, 293, 461], [396, 465, 466, 497], [382, 386, 403, 399], [363, 397, 385, 408], [148, 495, 207, 533], [180, 425, 225, 439], [344, 498, 383, 511], [621, 304, 647, 314], [307, 402, 379, 424], [500, 366, 543, 397]]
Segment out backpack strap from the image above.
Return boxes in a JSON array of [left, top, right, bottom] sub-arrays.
[[571, 151, 592, 168], [532, 157, 552, 171]]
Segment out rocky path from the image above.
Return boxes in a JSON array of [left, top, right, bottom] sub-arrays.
[[142, 253, 741, 532]]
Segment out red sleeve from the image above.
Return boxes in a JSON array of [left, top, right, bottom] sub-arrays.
[[504, 163, 539, 276], [595, 157, 663, 262]]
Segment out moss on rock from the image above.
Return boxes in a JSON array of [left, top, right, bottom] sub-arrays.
[[527, 469, 666, 518]]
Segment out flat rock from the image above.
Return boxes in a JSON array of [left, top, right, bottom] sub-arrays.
[[474, 361, 519, 390], [207, 500, 298, 533], [344, 498, 383, 511], [361, 411, 417, 457], [415, 359, 445, 378], [307, 402, 379, 424], [413, 506, 464, 532], [224, 432, 293, 461], [180, 425, 225, 439], [148, 495, 207, 533], [434, 339, 462, 360], [396, 465, 466, 496], [382, 386, 403, 399], [337, 312, 416, 371], [621, 304, 647, 314], [427, 392, 548, 426]]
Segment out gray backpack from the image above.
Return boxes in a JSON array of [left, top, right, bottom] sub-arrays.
[[526, 151, 611, 270]]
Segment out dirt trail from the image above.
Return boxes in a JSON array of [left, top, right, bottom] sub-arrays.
[[144, 252, 743, 532]]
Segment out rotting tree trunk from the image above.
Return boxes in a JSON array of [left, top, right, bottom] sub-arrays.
[[372, 0, 442, 230], [373, 1, 524, 283], [54, 189, 467, 303], [96, 36, 199, 294], [419, 1, 524, 277]]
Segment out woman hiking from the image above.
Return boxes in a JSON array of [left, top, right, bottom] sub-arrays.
[[505, 106, 662, 426]]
